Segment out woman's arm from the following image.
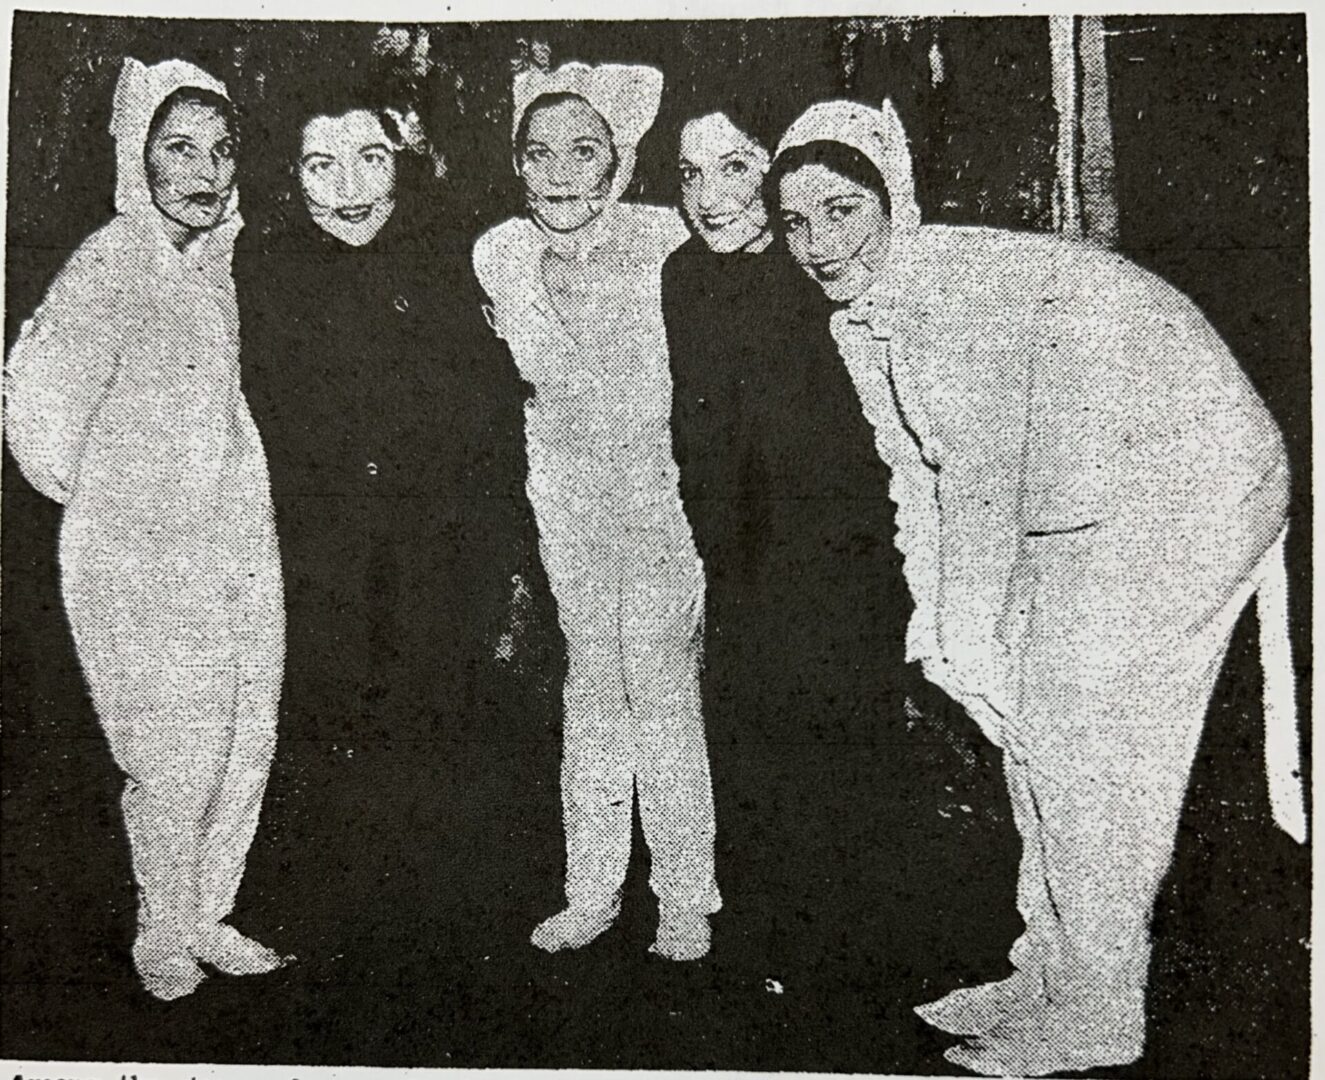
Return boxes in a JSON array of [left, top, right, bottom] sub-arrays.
[[928, 334, 1032, 716], [4, 248, 123, 505]]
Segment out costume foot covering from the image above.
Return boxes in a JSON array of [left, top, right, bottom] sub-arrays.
[[192, 921, 285, 975], [650, 905, 710, 961], [530, 904, 618, 952], [133, 926, 206, 1001], [915, 969, 1043, 1035]]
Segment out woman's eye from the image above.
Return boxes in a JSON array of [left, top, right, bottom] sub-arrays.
[[827, 204, 855, 222], [723, 160, 749, 176], [214, 140, 234, 160], [782, 215, 805, 232], [679, 165, 698, 184], [364, 149, 387, 165], [525, 147, 549, 163], [166, 140, 194, 156], [307, 160, 331, 175], [574, 145, 597, 161]]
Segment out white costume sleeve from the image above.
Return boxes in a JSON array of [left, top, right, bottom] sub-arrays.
[[5, 248, 123, 505], [929, 336, 1031, 713]]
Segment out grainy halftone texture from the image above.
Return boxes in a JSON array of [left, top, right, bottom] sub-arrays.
[[831, 210, 1295, 1076], [474, 63, 721, 927], [4, 57, 284, 1000], [475, 209, 723, 918]]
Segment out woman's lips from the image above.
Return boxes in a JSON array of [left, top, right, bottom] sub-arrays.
[[185, 192, 219, 207], [810, 259, 845, 280], [334, 205, 373, 223], [700, 213, 737, 230]]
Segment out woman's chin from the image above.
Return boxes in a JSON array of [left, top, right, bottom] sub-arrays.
[[314, 217, 387, 247], [158, 205, 223, 232], [798, 264, 867, 304], [699, 227, 754, 254], [531, 202, 602, 233]]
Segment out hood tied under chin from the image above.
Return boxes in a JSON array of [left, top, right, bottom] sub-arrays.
[[110, 56, 240, 231]]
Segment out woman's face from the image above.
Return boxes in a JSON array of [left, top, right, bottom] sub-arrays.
[[779, 162, 891, 303], [519, 98, 615, 233], [144, 99, 236, 231], [299, 110, 397, 247], [678, 112, 770, 253]]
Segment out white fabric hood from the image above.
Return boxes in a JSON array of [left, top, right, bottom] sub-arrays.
[[775, 99, 921, 231], [511, 61, 664, 203], [109, 56, 238, 224]]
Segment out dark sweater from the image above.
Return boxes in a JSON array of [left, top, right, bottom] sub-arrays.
[[663, 234, 913, 744], [236, 198, 557, 739]]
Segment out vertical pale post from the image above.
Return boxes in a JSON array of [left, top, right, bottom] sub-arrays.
[[1079, 16, 1119, 246], [1050, 15, 1118, 245], [1049, 15, 1082, 238]]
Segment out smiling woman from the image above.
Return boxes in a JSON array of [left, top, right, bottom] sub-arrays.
[[770, 141, 893, 302], [298, 108, 398, 246], [676, 110, 771, 253], [235, 83, 556, 959], [770, 97, 1302, 1078], [661, 93, 921, 981]]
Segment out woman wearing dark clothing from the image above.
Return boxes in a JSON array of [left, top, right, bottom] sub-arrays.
[[662, 100, 934, 976], [235, 92, 564, 957]]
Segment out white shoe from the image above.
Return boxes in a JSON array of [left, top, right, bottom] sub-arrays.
[[915, 969, 1044, 1035], [649, 906, 710, 962], [530, 905, 618, 952], [191, 922, 287, 976], [133, 927, 206, 1002], [943, 996, 1145, 1077]]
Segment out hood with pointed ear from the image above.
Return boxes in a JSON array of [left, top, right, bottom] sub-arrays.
[[511, 61, 664, 203], [775, 99, 921, 231], [110, 56, 235, 218]]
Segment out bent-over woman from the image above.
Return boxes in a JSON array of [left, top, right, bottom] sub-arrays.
[[771, 98, 1304, 1076]]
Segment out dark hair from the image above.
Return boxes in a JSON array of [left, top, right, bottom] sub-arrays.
[[765, 139, 892, 220], [673, 98, 794, 160], [514, 91, 620, 182], [294, 85, 406, 156], [145, 87, 235, 149]]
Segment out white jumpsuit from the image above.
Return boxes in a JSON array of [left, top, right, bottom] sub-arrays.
[[474, 203, 720, 917], [4, 61, 283, 952], [831, 224, 1298, 1069]]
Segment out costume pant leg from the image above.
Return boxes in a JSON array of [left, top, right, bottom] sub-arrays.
[[540, 515, 636, 912], [90, 660, 237, 937], [196, 513, 285, 925], [198, 660, 281, 924], [1003, 755, 1058, 980], [1009, 516, 1269, 1037], [624, 526, 720, 914]]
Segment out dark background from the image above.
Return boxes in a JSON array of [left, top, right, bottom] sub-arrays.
[[2, 12, 1310, 1077]]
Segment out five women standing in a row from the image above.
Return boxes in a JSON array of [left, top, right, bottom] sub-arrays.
[[4, 52, 1301, 1080]]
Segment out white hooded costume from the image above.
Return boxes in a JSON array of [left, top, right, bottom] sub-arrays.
[[776, 101, 1304, 1074], [473, 63, 720, 932], [5, 58, 284, 998]]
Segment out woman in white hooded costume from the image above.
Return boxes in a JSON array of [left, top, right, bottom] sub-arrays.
[[770, 100, 1305, 1075], [473, 62, 720, 961], [4, 58, 284, 1001]]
